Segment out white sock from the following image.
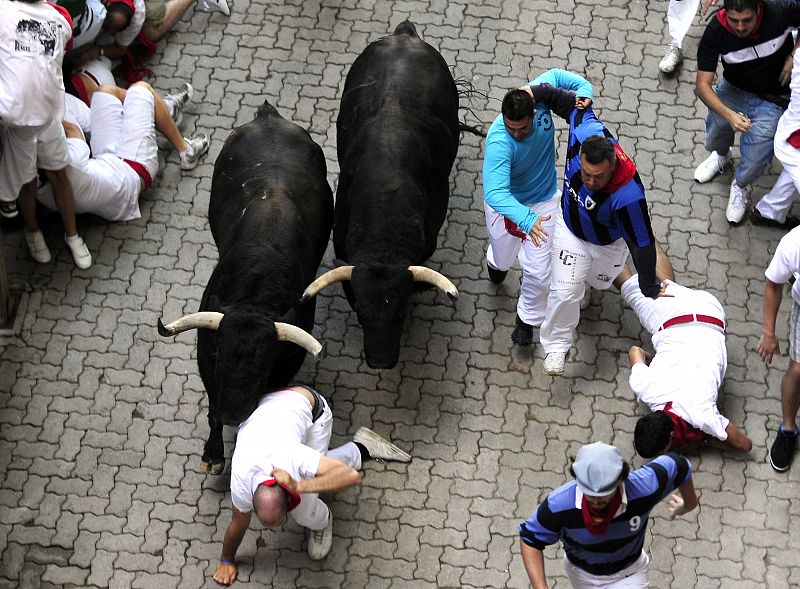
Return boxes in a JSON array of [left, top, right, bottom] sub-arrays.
[[65, 233, 81, 244]]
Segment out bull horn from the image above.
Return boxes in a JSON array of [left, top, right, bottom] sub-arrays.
[[300, 266, 354, 302], [157, 311, 224, 336], [409, 266, 459, 300], [274, 322, 323, 357]]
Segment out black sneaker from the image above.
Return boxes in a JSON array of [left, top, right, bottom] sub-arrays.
[[750, 208, 800, 230], [488, 265, 508, 284], [511, 314, 533, 347], [769, 427, 798, 472]]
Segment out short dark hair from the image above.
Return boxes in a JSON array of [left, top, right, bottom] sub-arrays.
[[501, 89, 534, 121], [723, 0, 761, 12], [580, 135, 616, 165], [634, 411, 674, 458], [106, 3, 133, 27]]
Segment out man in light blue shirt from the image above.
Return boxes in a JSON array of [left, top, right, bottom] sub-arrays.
[[482, 69, 592, 348]]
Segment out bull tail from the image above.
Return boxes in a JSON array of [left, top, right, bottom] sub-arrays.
[[454, 77, 488, 137], [393, 20, 418, 37]]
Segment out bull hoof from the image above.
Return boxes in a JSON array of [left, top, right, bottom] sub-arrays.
[[510, 344, 533, 372], [200, 459, 225, 475]]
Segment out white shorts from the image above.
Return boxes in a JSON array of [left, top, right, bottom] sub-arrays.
[[78, 56, 116, 87], [564, 550, 650, 589], [90, 85, 159, 182], [0, 119, 69, 202]]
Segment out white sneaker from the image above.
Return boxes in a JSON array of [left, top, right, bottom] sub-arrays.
[[64, 234, 92, 269], [726, 180, 750, 224], [164, 83, 194, 128], [180, 133, 210, 170], [354, 427, 411, 462], [694, 151, 731, 183], [25, 230, 51, 264], [306, 512, 333, 561], [658, 44, 683, 74], [197, 0, 230, 16], [543, 351, 568, 376]]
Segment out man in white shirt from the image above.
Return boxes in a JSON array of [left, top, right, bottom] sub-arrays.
[[615, 247, 752, 458], [212, 385, 411, 587], [759, 226, 800, 471]]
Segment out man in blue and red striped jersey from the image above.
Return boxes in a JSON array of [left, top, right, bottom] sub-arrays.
[[519, 442, 698, 589], [526, 82, 660, 376]]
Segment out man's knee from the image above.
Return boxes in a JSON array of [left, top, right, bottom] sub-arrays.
[[787, 359, 800, 382]]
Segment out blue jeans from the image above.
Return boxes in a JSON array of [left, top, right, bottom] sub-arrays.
[[704, 77, 785, 186]]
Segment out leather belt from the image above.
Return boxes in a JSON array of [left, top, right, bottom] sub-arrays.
[[657, 313, 725, 332]]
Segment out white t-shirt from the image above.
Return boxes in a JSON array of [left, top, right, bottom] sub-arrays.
[[765, 226, 800, 304], [70, 0, 106, 49], [622, 275, 730, 440], [95, 0, 145, 47], [0, 0, 72, 126], [229, 391, 323, 513]]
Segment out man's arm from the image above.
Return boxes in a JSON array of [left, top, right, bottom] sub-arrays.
[[758, 279, 784, 364], [628, 345, 653, 367], [695, 70, 752, 133], [707, 423, 753, 454], [529, 84, 580, 121], [272, 455, 362, 495], [212, 508, 252, 586], [530, 69, 593, 102], [667, 477, 699, 520], [483, 138, 541, 232], [520, 540, 549, 589]]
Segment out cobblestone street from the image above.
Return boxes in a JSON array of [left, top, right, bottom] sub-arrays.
[[2, 0, 800, 587]]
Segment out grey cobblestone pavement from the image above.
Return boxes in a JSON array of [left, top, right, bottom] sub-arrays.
[[2, 0, 800, 587]]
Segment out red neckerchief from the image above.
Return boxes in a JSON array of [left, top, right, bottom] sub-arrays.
[[662, 402, 705, 450], [601, 144, 637, 193], [787, 129, 800, 149], [503, 217, 528, 240], [581, 487, 623, 536], [716, 8, 763, 41], [260, 478, 301, 511]]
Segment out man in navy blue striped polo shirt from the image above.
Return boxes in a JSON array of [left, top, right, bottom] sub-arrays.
[[519, 442, 698, 588], [526, 82, 660, 377]]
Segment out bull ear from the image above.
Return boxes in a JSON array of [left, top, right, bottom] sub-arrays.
[[274, 322, 323, 357], [408, 266, 458, 300], [300, 266, 354, 302], [157, 311, 224, 336]]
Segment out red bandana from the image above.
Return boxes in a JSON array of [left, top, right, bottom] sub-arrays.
[[787, 129, 800, 149], [602, 144, 637, 193], [662, 402, 705, 451], [716, 8, 763, 41], [581, 487, 623, 536], [260, 478, 301, 511]]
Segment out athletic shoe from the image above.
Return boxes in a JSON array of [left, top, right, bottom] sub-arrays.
[[749, 208, 800, 230], [488, 264, 507, 284], [198, 0, 230, 16], [180, 133, 210, 170], [0, 199, 19, 219], [306, 512, 333, 560], [694, 151, 731, 183], [25, 230, 51, 264], [511, 314, 533, 347], [658, 44, 683, 74], [726, 180, 750, 225], [354, 427, 411, 462], [165, 83, 194, 128], [769, 427, 798, 472], [65, 234, 92, 269], [543, 351, 567, 376]]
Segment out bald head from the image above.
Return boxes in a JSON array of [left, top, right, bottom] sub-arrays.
[[253, 484, 288, 528]]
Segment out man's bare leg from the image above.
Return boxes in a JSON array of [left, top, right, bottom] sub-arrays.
[[141, 0, 197, 43], [46, 168, 78, 237], [18, 179, 40, 234]]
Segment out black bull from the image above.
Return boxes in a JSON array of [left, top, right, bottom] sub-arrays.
[[302, 21, 460, 370], [158, 102, 333, 474]]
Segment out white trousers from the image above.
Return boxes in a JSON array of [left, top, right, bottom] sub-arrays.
[[290, 395, 361, 531], [564, 551, 650, 589], [757, 145, 800, 224], [540, 214, 628, 353], [484, 191, 559, 326], [667, 0, 700, 48]]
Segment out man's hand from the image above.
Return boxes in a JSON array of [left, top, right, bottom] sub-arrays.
[[667, 492, 686, 520], [758, 334, 781, 364], [657, 280, 674, 298], [628, 345, 652, 367], [271, 468, 299, 493], [726, 110, 752, 133], [527, 215, 551, 247], [701, 0, 718, 15], [780, 54, 793, 86], [575, 97, 592, 109], [213, 561, 238, 586], [518, 85, 534, 99]]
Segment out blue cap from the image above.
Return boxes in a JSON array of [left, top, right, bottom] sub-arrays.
[[573, 442, 624, 497]]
